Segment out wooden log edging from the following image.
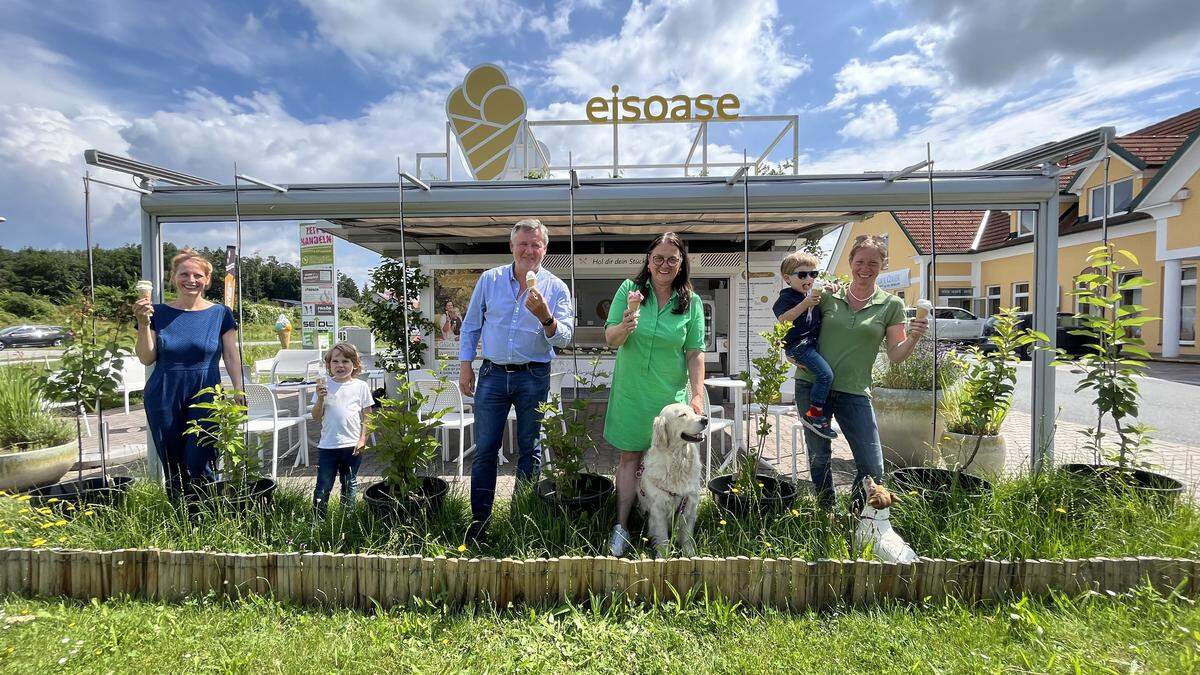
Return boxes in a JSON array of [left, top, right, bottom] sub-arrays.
[[0, 548, 1197, 611]]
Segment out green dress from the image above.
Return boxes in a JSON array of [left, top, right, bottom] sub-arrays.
[[602, 279, 706, 452]]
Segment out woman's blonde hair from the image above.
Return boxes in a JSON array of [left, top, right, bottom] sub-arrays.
[[848, 234, 888, 264], [169, 248, 214, 289], [324, 342, 363, 377]]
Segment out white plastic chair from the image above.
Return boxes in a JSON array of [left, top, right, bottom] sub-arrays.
[[412, 378, 476, 479], [253, 355, 278, 383], [113, 359, 146, 415], [504, 371, 568, 465], [753, 403, 795, 461], [243, 383, 309, 478], [701, 387, 735, 482], [269, 349, 323, 384]]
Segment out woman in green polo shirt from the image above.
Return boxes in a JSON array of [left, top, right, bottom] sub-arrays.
[[795, 234, 928, 512], [603, 232, 707, 557]]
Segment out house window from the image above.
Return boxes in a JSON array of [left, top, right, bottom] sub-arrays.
[[986, 285, 1001, 316], [1117, 270, 1143, 338], [1182, 266, 1196, 345], [1088, 177, 1134, 220], [1074, 272, 1102, 316], [1013, 282, 1030, 313], [1017, 211, 1036, 236]]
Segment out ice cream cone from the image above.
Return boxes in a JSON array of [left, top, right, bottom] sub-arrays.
[[915, 299, 933, 321], [277, 325, 292, 349], [627, 290, 643, 314], [526, 270, 537, 290], [135, 279, 153, 301]]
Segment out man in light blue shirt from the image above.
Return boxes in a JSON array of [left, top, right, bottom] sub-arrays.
[[458, 219, 574, 545]]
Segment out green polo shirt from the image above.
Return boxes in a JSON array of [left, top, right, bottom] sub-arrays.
[[797, 286, 905, 397], [603, 279, 706, 452]]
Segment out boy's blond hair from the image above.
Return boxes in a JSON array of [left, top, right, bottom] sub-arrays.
[[324, 342, 363, 377], [781, 251, 821, 276]]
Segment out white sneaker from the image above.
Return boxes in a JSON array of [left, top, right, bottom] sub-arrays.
[[609, 524, 632, 557]]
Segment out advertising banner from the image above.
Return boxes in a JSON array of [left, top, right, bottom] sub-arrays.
[[300, 222, 338, 350], [432, 267, 487, 379], [222, 245, 238, 309]]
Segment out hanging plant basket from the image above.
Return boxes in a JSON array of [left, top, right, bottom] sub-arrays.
[[364, 476, 450, 520], [1058, 463, 1185, 503], [185, 476, 277, 513], [889, 466, 991, 500], [534, 473, 614, 515], [707, 474, 798, 516], [29, 475, 134, 508]]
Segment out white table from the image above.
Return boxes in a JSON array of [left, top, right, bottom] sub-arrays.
[[704, 377, 747, 470], [266, 381, 317, 417]]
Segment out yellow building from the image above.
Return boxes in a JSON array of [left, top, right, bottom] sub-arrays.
[[827, 106, 1200, 358]]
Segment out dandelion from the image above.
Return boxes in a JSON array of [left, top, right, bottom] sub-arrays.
[[3, 529, 13, 535], [456, 544, 467, 552], [16, 495, 30, 502], [764, 542, 772, 548], [54, 520, 67, 527], [65, 503, 75, 511], [83, 511, 94, 517], [37, 507, 51, 515], [908, 490, 919, 496], [47, 498, 59, 504], [730, 487, 740, 494], [790, 509, 800, 517], [40, 523, 55, 529], [18, 508, 30, 514], [719, 519, 727, 526], [1055, 507, 1066, 514], [30, 538, 45, 547]]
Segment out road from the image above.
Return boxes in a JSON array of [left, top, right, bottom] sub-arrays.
[[1012, 361, 1200, 446]]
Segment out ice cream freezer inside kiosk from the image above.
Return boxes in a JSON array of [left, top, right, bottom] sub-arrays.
[[419, 250, 789, 403]]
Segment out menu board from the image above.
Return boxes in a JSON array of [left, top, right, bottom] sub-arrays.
[[299, 222, 338, 350], [432, 267, 487, 380], [733, 267, 782, 376]]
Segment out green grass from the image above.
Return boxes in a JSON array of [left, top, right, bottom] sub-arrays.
[[3, 470, 1198, 562], [1, 585, 1198, 672]]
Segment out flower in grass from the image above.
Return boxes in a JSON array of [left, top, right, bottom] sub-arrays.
[[58, 537, 67, 543], [791, 509, 800, 517], [456, 544, 467, 552], [40, 523, 55, 529], [37, 507, 51, 515], [19, 508, 30, 514], [47, 498, 59, 504], [3, 529, 13, 535], [54, 520, 67, 527], [1055, 507, 1066, 514], [82, 511, 94, 517], [30, 538, 45, 547], [908, 490, 918, 496], [15, 495, 30, 502], [719, 519, 727, 526], [65, 503, 75, 511], [764, 542, 772, 548], [730, 487, 740, 494]]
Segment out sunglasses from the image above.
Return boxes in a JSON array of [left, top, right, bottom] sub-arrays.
[[788, 270, 821, 279]]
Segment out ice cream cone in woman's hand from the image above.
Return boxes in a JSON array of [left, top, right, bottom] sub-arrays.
[[627, 289, 644, 315]]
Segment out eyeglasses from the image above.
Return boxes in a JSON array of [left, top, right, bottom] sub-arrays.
[[788, 270, 821, 279], [650, 255, 682, 267]]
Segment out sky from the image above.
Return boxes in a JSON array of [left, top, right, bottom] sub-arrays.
[[2, 0, 1200, 285]]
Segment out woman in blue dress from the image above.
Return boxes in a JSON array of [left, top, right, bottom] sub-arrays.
[[133, 248, 243, 498]]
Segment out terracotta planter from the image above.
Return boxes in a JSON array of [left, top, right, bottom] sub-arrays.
[[871, 387, 943, 468], [0, 440, 77, 492], [939, 431, 1007, 479]]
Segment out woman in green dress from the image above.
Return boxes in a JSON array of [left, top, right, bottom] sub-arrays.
[[603, 232, 707, 557]]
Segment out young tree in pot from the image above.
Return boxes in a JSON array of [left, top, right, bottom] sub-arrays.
[[1057, 245, 1183, 498], [362, 376, 450, 518], [708, 323, 797, 514], [36, 301, 131, 502], [185, 385, 276, 510], [535, 359, 614, 512], [937, 307, 1047, 479], [361, 259, 435, 375]]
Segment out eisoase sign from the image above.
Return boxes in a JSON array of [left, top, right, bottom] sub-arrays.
[[586, 85, 741, 123]]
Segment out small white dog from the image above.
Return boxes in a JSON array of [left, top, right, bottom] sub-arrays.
[[853, 476, 919, 564], [638, 403, 708, 557]]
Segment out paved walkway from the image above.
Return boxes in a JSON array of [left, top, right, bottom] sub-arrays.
[[76, 390, 1199, 502]]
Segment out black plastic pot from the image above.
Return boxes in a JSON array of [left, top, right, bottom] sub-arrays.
[[707, 474, 798, 516], [28, 475, 135, 508], [186, 477, 277, 513], [889, 467, 991, 500], [534, 473, 614, 515], [1058, 463, 1185, 502], [363, 476, 450, 520]]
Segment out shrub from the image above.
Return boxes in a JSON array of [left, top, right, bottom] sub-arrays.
[[873, 336, 963, 390], [0, 291, 55, 321], [0, 366, 73, 452]]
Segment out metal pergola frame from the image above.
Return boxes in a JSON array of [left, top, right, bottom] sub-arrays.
[[129, 168, 1063, 473]]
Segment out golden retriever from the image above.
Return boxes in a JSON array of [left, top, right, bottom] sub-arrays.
[[638, 403, 708, 557]]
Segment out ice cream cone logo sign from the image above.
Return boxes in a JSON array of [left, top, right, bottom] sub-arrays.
[[446, 64, 528, 181]]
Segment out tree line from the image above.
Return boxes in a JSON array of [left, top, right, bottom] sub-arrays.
[[0, 244, 362, 305]]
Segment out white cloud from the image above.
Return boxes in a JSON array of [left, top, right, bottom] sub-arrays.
[[529, 0, 603, 43], [839, 101, 900, 141], [546, 0, 810, 106], [828, 54, 944, 109]]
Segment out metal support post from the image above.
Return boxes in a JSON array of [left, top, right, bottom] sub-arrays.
[[1031, 187, 1060, 472]]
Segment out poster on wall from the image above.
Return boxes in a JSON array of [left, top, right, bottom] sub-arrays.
[[732, 268, 782, 376], [432, 267, 487, 378], [299, 222, 338, 351]]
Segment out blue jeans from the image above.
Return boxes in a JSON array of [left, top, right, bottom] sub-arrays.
[[470, 361, 550, 523], [794, 379, 884, 511], [313, 446, 363, 514], [787, 341, 833, 408]]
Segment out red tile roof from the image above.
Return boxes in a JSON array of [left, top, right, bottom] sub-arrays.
[[1127, 107, 1200, 137], [977, 211, 1012, 249], [892, 210, 991, 254], [1112, 106, 1200, 168]]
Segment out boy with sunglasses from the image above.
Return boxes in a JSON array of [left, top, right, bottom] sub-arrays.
[[774, 251, 837, 439]]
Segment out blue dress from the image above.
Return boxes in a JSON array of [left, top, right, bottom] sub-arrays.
[[145, 303, 238, 490]]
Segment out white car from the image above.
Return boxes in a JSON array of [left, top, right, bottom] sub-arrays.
[[904, 306, 987, 342]]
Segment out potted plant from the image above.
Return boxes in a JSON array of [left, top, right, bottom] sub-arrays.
[[535, 359, 615, 514], [361, 258, 436, 385], [33, 301, 135, 505], [362, 376, 450, 518], [0, 366, 76, 492], [184, 384, 277, 510], [708, 323, 798, 515], [872, 335, 964, 468], [1056, 245, 1184, 499]]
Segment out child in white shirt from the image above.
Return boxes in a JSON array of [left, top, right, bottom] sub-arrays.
[[310, 342, 375, 514]]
